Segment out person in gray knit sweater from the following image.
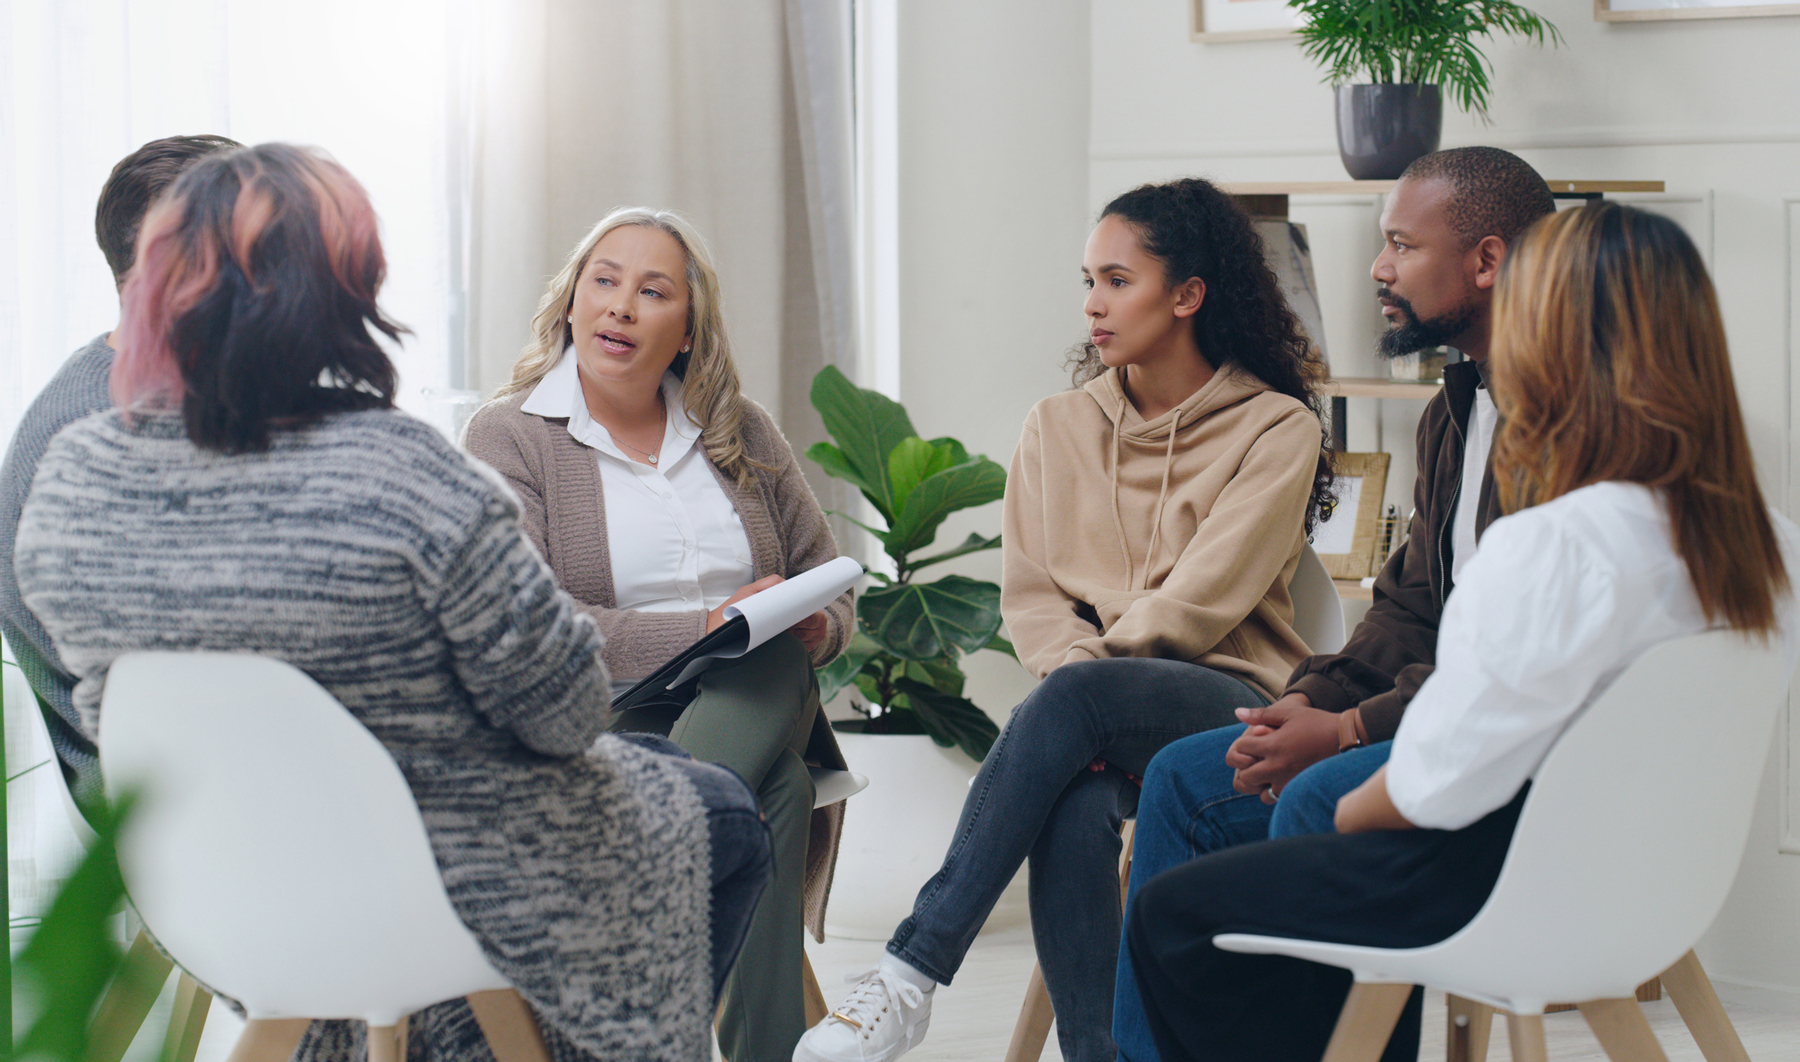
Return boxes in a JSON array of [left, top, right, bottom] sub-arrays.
[[0, 133, 238, 818], [14, 143, 768, 1062], [465, 207, 853, 1062]]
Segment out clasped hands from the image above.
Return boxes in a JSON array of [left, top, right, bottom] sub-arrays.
[[1228, 692, 1412, 834], [1226, 692, 1340, 805], [703, 574, 830, 652]]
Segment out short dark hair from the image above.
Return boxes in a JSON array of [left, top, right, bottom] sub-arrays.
[[1399, 146, 1555, 249], [94, 134, 242, 287], [112, 143, 405, 453]]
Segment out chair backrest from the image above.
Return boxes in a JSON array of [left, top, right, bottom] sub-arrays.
[[1413, 629, 1791, 1005], [1290, 543, 1347, 657], [99, 652, 508, 1023]]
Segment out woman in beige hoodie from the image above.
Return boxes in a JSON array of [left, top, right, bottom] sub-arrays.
[[797, 179, 1334, 1062]]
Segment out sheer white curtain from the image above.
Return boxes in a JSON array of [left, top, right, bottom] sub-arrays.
[[462, 0, 859, 437]]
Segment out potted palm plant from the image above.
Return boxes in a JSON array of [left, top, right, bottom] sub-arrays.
[[1284, 0, 1563, 179], [805, 366, 1020, 936]]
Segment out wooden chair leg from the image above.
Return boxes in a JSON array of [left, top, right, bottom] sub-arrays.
[[1003, 962, 1055, 1062], [802, 951, 829, 1027], [367, 1023, 402, 1062], [1320, 982, 1413, 1062], [1659, 949, 1752, 1062], [1577, 997, 1671, 1062], [161, 973, 213, 1062], [88, 928, 175, 1062], [467, 989, 554, 1062], [224, 1018, 312, 1062], [1503, 1012, 1548, 1062], [1445, 994, 1493, 1062], [1118, 819, 1137, 905]]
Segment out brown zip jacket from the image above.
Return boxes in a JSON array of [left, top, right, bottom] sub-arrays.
[[1284, 358, 1503, 740]]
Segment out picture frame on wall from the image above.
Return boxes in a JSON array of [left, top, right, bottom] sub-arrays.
[[1192, 0, 1302, 41], [1311, 453, 1391, 581], [1595, 0, 1800, 20]]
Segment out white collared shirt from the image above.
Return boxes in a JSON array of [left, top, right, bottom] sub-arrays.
[[521, 349, 755, 619], [1386, 481, 1800, 830]]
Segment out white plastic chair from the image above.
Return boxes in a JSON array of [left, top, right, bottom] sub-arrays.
[[1004, 543, 1347, 1062], [98, 652, 552, 1062], [1214, 628, 1790, 1062], [6, 654, 214, 1062]]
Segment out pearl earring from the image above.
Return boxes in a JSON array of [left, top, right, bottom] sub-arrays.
[[567, 315, 574, 323]]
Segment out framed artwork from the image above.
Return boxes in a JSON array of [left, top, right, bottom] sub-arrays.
[[1596, 0, 1800, 20], [1192, 0, 1303, 41], [1311, 453, 1391, 580]]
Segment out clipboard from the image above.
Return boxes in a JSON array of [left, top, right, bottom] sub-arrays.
[[610, 555, 863, 711]]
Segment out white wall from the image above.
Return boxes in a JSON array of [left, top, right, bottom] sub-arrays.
[[1089, 0, 1800, 1004], [891, 0, 1093, 718]]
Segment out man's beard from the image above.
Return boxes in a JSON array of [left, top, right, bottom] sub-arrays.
[[1376, 289, 1478, 357]]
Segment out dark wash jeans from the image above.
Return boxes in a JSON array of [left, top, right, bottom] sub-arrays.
[[883, 657, 1265, 1062]]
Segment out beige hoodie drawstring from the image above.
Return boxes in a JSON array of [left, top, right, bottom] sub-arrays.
[[1143, 421, 1180, 587], [1108, 388, 1135, 588]]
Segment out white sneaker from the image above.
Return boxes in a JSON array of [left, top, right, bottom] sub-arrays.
[[792, 958, 934, 1062]]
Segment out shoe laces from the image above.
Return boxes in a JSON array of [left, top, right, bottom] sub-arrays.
[[831, 965, 925, 1031]]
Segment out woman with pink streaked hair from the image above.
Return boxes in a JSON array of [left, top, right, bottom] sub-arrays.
[[16, 142, 769, 1062]]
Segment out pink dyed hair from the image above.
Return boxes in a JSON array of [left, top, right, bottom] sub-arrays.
[[111, 144, 390, 413]]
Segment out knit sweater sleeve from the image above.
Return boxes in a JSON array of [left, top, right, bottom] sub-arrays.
[[741, 402, 853, 667], [1063, 406, 1318, 665], [411, 433, 613, 756], [1001, 408, 1104, 679]]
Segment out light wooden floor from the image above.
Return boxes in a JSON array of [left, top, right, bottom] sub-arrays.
[[118, 923, 1800, 1062]]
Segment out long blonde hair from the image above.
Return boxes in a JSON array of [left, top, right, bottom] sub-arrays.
[[1491, 202, 1788, 635], [498, 206, 758, 483]]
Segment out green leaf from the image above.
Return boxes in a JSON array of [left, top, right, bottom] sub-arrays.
[[895, 678, 999, 760], [809, 366, 917, 521], [904, 656, 967, 698], [983, 633, 1018, 660], [860, 575, 1003, 661], [887, 437, 959, 516], [13, 794, 137, 1062], [885, 457, 1007, 561], [817, 632, 884, 704], [907, 532, 1003, 574], [924, 437, 971, 467]]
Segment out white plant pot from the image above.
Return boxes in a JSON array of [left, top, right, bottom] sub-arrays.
[[824, 731, 1028, 941]]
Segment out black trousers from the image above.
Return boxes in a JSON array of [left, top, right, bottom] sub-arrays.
[[1126, 788, 1527, 1062]]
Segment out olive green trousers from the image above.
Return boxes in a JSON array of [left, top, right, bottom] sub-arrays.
[[610, 632, 819, 1062]]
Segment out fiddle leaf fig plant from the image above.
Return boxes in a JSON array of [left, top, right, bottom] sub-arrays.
[[807, 366, 1009, 761]]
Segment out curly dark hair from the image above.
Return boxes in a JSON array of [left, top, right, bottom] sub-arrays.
[[1069, 177, 1335, 534]]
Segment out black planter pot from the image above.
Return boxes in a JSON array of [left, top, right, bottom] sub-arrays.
[[1335, 84, 1443, 181]]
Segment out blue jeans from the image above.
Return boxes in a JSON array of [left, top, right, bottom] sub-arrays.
[[1113, 726, 1392, 1062], [886, 657, 1265, 1062]]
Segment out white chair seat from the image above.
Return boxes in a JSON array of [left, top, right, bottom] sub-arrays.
[[99, 652, 547, 1061], [809, 766, 869, 809], [1212, 628, 1792, 1057]]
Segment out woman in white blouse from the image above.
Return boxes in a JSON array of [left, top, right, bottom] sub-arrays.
[[464, 207, 851, 1062], [1122, 202, 1800, 1062]]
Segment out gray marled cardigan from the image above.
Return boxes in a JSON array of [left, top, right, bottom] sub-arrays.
[[17, 409, 716, 1061], [465, 391, 853, 938]]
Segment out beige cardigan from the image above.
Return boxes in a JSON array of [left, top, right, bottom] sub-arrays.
[[465, 390, 852, 939]]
